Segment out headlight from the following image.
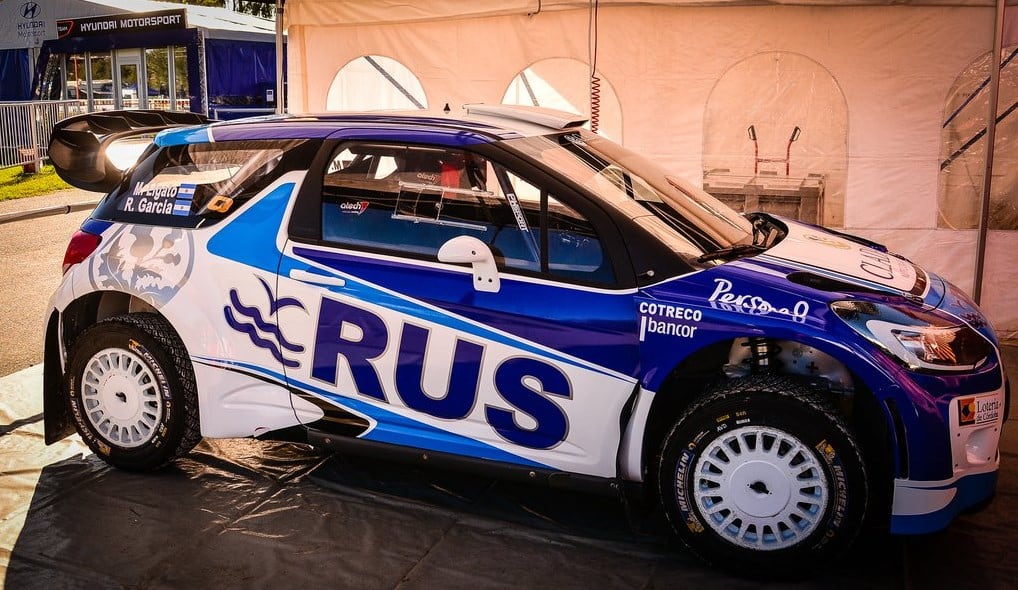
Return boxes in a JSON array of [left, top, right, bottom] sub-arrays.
[[831, 300, 991, 372]]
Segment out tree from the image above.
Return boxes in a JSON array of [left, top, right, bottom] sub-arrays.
[[237, 2, 275, 19], [159, 1, 275, 20]]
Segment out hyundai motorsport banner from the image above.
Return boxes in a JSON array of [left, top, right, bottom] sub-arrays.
[[57, 9, 187, 39]]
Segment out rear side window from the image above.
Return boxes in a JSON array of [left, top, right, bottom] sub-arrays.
[[95, 139, 320, 228]]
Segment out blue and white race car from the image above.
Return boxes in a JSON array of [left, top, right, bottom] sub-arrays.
[[43, 105, 1007, 575]]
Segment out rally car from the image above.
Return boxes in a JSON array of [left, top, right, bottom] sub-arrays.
[[43, 106, 1007, 575]]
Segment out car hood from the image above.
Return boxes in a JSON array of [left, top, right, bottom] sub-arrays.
[[757, 219, 944, 308], [645, 219, 997, 344]]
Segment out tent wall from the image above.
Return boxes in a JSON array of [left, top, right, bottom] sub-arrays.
[[205, 38, 284, 110], [288, 3, 1018, 335], [0, 49, 31, 101]]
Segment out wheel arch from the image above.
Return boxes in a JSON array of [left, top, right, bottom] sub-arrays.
[[59, 290, 166, 353], [632, 334, 897, 523], [45, 290, 178, 444]]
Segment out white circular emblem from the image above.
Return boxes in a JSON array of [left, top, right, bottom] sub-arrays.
[[89, 225, 195, 307]]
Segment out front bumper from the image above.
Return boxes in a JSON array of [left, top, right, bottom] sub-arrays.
[[889, 381, 1007, 534], [890, 469, 998, 534]]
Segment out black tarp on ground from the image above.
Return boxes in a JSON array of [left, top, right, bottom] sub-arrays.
[[1, 348, 1015, 589]]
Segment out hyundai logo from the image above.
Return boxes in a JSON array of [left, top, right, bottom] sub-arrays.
[[21, 2, 40, 20]]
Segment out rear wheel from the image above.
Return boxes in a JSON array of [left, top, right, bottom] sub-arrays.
[[657, 375, 867, 576], [65, 313, 201, 470]]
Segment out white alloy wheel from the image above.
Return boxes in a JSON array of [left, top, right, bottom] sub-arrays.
[[692, 425, 829, 550], [81, 347, 164, 448]]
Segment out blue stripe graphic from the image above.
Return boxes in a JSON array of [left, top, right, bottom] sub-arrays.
[[193, 355, 550, 468]]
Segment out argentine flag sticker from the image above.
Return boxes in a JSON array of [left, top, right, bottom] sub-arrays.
[[173, 184, 196, 216]]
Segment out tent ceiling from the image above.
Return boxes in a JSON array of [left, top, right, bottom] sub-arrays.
[[286, 0, 999, 27]]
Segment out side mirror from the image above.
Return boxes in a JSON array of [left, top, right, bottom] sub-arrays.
[[747, 125, 757, 141], [789, 126, 801, 142], [437, 236, 500, 293]]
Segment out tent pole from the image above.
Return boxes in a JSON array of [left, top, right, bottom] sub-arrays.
[[275, 0, 285, 115], [973, 0, 1005, 304]]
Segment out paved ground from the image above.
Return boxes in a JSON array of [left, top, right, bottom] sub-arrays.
[[0, 189, 101, 376]]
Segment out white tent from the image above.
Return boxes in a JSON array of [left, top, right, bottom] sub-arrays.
[[284, 0, 1018, 335]]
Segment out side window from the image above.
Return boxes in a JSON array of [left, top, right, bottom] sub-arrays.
[[504, 171, 612, 284], [322, 143, 540, 270], [98, 139, 319, 228], [321, 142, 613, 285]]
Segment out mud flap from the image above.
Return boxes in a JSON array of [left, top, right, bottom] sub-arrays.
[[43, 312, 74, 444]]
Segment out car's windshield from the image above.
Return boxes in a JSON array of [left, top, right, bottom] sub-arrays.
[[502, 130, 754, 256]]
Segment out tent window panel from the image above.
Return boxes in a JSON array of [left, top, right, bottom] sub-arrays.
[[502, 57, 622, 142], [701, 52, 847, 228], [938, 44, 1018, 231], [326, 55, 427, 111]]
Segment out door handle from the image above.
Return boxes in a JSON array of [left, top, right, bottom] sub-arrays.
[[289, 268, 346, 287]]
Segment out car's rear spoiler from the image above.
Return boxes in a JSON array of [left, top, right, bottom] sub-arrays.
[[49, 110, 212, 193]]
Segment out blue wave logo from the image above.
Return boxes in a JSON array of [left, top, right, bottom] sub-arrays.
[[224, 277, 306, 368]]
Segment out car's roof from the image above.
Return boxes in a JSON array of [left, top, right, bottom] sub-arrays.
[[155, 104, 590, 148]]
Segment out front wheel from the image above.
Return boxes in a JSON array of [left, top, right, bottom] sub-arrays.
[[65, 313, 201, 471], [657, 375, 867, 576]]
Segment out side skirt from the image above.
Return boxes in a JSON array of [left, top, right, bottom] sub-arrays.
[[304, 427, 624, 497]]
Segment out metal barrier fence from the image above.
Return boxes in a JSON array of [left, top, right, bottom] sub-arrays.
[[93, 98, 191, 111], [0, 100, 88, 171], [0, 100, 191, 172], [0, 200, 101, 225]]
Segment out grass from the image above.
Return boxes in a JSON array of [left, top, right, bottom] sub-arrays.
[[0, 164, 72, 201]]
